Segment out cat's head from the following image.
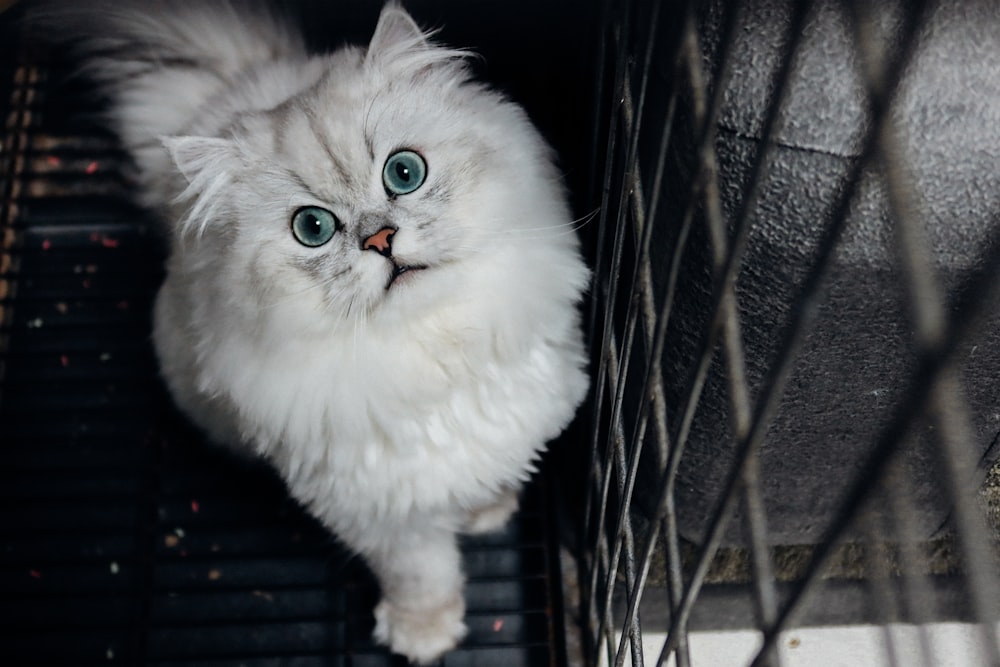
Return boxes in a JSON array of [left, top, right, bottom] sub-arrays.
[[163, 4, 586, 335]]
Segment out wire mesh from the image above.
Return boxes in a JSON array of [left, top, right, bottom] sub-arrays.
[[580, 0, 1000, 665]]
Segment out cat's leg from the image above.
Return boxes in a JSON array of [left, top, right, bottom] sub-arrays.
[[463, 487, 520, 535], [367, 523, 467, 665]]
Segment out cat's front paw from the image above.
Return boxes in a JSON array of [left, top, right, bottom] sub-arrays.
[[373, 594, 467, 665]]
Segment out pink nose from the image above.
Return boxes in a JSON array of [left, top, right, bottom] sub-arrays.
[[363, 227, 395, 257]]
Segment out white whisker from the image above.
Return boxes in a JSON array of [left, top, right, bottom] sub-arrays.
[[473, 208, 599, 238], [257, 277, 331, 311]]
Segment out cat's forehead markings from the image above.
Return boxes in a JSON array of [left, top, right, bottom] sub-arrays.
[[364, 130, 376, 164], [285, 170, 324, 208], [302, 105, 360, 193]]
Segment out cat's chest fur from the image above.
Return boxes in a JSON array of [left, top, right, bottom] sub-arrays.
[[155, 269, 585, 527]]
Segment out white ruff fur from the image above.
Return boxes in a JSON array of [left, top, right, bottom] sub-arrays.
[[38, 1, 590, 663]]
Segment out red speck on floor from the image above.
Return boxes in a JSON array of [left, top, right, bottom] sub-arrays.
[[492, 618, 504, 632], [29, 569, 42, 579], [41, 239, 51, 251], [86, 161, 99, 175], [45, 155, 61, 167], [100, 236, 120, 248], [191, 500, 200, 513], [60, 355, 69, 368]]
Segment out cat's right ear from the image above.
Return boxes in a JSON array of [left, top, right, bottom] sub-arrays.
[[162, 136, 238, 186], [366, 3, 430, 65], [365, 3, 468, 74]]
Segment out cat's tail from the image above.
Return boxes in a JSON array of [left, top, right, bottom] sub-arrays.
[[28, 0, 306, 147]]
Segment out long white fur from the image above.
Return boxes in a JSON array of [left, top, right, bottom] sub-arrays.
[[35, 2, 590, 663]]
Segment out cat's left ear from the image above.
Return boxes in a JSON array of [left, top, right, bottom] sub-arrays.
[[162, 135, 239, 186]]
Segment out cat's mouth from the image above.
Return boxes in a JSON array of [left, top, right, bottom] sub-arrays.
[[386, 262, 427, 289]]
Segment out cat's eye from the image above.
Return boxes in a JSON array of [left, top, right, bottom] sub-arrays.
[[382, 150, 426, 196], [291, 206, 339, 247]]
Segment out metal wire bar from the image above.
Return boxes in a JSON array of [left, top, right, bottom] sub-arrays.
[[585, 0, 755, 662], [747, 220, 1000, 667], [583, 1, 635, 656], [597, 1, 664, 620], [702, 0, 814, 349], [740, 455, 781, 667], [592, 329, 637, 667], [614, 416, 646, 667], [643, 3, 933, 664], [596, 320, 644, 666], [599, 335, 646, 667], [600, 0, 664, 570], [583, 0, 633, 571], [586, 0, 615, 223], [846, 8, 934, 666], [598, 496, 617, 667], [700, 71, 785, 667], [585, 3, 1000, 667], [567, 4, 669, 666], [635, 1, 817, 642], [862, 504, 905, 667], [616, 7, 698, 661], [608, 177, 692, 667], [848, 1, 1000, 661], [687, 1, 795, 651], [927, 377, 1000, 664], [598, 0, 752, 660], [580, 2, 689, 665], [884, 464, 937, 667], [878, 139, 1000, 667], [652, 3, 811, 574], [605, 251, 650, 667], [585, 2, 704, 663]]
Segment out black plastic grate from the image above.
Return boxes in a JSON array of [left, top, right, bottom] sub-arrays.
[[0, 24, 568, 667]]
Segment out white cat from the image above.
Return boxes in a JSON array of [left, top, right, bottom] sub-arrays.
[[36, 1, 589, 662]]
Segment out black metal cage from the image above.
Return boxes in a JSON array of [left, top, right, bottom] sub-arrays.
[[579, 0, 1000, 665], [4, 1, 1000, 666]]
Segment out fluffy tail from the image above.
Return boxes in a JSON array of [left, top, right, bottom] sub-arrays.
[[28, 0, 306, 148]]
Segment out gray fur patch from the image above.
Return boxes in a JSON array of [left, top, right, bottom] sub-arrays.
[[293, 254, 350, 283], [306, 107, 357, 192]]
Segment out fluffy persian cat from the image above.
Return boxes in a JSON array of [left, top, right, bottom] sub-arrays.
[[35, 0, 589, 662]]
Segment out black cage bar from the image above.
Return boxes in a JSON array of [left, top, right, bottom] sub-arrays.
[[580, 0, 1000, 666]]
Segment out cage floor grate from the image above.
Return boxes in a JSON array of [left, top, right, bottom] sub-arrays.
[[0, 31, 566, 667]]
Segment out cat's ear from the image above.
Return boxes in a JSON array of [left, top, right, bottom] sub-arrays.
[[365, 3, 471, 74], [162, 135, 239, 186], [365, 3, 430, 65], [162, 136, 240, 236]]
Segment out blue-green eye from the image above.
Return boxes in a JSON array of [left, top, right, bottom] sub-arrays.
[[291, 206, 338, 247], [382, 150, 426, 195]]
